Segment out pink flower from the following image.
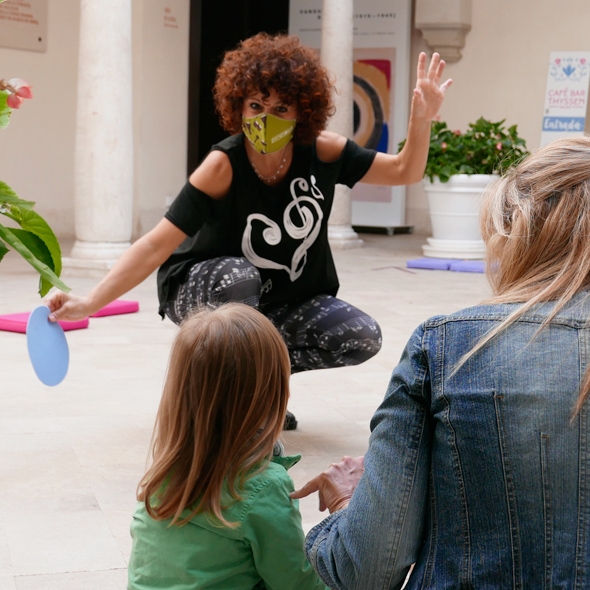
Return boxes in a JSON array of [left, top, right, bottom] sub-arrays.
[[453, 129, 461, 136], [5, 78, 33, 109], [6, 93, 22, 108], [441, 142, 448, 151], [496, 142, 503, 150]]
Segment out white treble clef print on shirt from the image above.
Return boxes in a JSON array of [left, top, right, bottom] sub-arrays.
[[241, 176, 325, 282]]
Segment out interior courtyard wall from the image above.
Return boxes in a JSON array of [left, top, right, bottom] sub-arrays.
[[406, 0, 590, 235], [131, 0, 189, 238], [2, 1, 589, 242], [0, 0, 79, 238], [0, 0, 189, 243]]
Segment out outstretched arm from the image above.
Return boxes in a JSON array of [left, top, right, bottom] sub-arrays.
[[292, 327, 433, 589], [360, 52, 452, 186], [46, 218, 187, 322], [46, 151, 233, 322]]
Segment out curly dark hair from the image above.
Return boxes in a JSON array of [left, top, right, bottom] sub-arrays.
[[213, 33, 335, 145]]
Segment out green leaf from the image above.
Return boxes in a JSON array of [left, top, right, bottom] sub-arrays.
[[9, 228, 56, 296], [0, 181, 35, 208], [7, 228, 53, 267], [2, 204, 62, 275], [0, 91, 12, 129], [0, 238, 8, 262], [0, 224, 70, 296]]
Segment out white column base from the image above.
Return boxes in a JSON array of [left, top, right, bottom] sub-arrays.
[[422, 237, 485, 259], [328, 225, 364, 250], [62, 240, 131, 278]]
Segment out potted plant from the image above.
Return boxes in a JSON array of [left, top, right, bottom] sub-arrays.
[[0, 76, 69, 296], [401, 117, 529, 259]]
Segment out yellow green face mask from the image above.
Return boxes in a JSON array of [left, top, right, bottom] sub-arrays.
[[242, 113, 296, 154]]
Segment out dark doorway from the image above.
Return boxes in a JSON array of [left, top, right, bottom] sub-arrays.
[[187, 0, 290, 174]]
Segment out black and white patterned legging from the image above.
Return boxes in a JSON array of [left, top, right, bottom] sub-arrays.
[[164, 257, 382, 373]]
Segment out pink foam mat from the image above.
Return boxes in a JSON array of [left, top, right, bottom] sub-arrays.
[[91, 299, 140, 317], [0, 312, 89, 334]]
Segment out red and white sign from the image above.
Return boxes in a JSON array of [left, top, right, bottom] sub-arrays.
[[540, 52, 590, 147]]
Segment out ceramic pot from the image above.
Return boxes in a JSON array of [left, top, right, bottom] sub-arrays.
[[421, 174, 497, 259]]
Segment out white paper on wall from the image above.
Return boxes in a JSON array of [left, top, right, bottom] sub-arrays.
[[540, 52, 590, 147], [0, 0, 47, 53]]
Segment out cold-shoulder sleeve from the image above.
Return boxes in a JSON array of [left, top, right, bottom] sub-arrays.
[[164, 181, 217, 237]]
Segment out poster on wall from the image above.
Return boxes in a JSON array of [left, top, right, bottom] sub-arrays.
[[0, 0, 47, 52], [289, 0, 412, 229], [540, 52, 590, 147]]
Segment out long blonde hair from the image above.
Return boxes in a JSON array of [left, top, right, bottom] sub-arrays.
[[138, 303, 290, 526], [468, 136, 590, 413]]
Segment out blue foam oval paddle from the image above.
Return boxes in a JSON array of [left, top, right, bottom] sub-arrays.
[[26, 305, 69, 386]]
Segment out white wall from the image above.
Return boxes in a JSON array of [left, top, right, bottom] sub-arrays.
[[0, 0, 189, 242], [406, 0, 590, 235], [4, 0, 587, 241], [132, 0, 189, 237], [0, 0, 80, 238]]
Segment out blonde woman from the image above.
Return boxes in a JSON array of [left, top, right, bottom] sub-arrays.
[[128, 303, 327, 590], [293, 137, 590, 588]]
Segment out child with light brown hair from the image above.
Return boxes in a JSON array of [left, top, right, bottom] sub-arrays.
[[127, 303, 327, 590]]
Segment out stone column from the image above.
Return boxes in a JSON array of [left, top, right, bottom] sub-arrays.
[[64, 0, 134, 277], [321, 0, 363, 249]]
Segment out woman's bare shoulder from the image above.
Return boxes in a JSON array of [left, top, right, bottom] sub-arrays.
[[314, 131, 348, 163], [188, 150, 233, 199]]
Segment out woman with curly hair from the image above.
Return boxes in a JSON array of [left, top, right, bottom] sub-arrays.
[[47, 33, 451, 429]]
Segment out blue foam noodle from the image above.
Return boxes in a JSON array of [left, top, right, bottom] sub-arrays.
[[406, 258, 453, 270]]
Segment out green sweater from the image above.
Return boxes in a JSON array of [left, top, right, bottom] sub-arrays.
[[127, 455, 328, 590]]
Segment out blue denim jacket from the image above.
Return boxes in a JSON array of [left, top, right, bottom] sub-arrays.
[[306, 294, 590, 589]]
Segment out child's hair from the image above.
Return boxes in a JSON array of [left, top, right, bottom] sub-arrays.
[[137, 303, 290, 526]]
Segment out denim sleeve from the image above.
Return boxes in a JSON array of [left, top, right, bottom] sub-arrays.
[[305, 324, 432, 590]]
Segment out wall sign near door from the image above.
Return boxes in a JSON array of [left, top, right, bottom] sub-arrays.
[[0, 0, 47, 52], [540, 51, 590, 147]]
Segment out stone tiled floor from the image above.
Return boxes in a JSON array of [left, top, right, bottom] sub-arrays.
[[0, 233, 490, 589]]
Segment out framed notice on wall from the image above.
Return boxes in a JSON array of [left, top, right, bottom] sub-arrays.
[[0, 0, 47, 52], [540, 52, 590, 147], [289, 0, 412, 229]]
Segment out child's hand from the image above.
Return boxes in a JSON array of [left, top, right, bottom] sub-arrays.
[[290, 456, 364, 513]]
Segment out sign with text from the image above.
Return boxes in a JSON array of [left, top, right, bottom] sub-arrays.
[[289, 0, 412, 228], [0, 0, 47, 52], [540, 52, 590, 146]]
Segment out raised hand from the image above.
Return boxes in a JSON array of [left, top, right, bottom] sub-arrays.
[[290, 456, 364, 513], [412, 52, 452, 121]]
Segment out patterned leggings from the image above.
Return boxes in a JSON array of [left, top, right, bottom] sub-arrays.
[[164, 257, 382, 373]]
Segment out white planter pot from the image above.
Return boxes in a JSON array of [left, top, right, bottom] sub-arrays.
[[422, 174, 497, 259]]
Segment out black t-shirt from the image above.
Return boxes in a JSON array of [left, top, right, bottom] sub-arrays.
[[157, 133, 377, 316]]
